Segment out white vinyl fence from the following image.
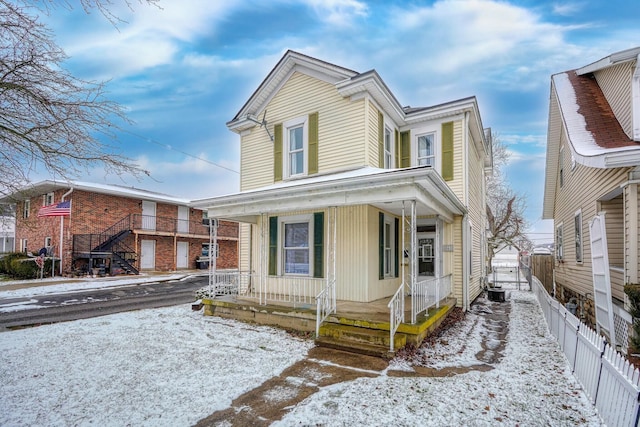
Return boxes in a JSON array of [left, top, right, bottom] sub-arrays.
[[531, 277, 640, 427]]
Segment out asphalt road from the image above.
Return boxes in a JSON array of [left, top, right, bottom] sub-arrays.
[[0, 275, 208, 330]]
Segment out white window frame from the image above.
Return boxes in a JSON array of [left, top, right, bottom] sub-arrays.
[[23, 199, 30, 219], [416, 131, 436, 167], [278, 214, 313, 276], [20, 238, 28, 253], [412, 124, 440, 172], [384, 126, 393, 169], [556, 223, 564, 261], [283, 116, 308, 178], [575, 210, 583, 263], [44, 237, 52, 249], [382, 214, 396, 278], [43, 192, 54, 206]]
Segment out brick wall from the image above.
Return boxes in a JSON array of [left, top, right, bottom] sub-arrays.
[[14, 188, 239, 274]]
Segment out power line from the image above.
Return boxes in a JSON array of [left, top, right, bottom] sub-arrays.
[[123, 129, 239, 174]]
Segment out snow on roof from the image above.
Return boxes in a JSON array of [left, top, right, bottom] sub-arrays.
[[553, 71, 640, 168]]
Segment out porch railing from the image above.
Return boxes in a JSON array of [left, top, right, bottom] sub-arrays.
[[411, 274, 452, 324], [208, 271, 326, 308], [315, 278, 336, 336], [388, 283, 406, 352]]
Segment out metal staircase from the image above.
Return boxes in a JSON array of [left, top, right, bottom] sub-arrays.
[[72, 215, 139, 275]]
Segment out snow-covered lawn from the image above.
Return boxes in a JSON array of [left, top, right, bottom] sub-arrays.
[[0, 286, 604, 426]]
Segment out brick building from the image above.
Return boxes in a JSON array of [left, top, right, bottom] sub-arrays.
[[1, 181, 238, 274]]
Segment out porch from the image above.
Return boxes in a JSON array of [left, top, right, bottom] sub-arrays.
[[200, 271, 457, 357]]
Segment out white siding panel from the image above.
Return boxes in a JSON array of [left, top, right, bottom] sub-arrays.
[[594, 61, 635, 139], [553, 127, 632, 297]]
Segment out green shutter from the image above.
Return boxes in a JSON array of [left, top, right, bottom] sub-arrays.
[[308, 112, 319, 175], [394, 129, 400, 168], [400, 131, 410, 168], [442, 121, 454, 181], [379, 212, 384, 280], [313, 212, 324, 278], [268, 216, 278, 275], [394, 217, 399, 278], [274, 124, 283, 182], [378, 111, 384, 168]]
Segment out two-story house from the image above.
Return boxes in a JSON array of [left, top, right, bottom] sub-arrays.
[[1, 180, 238, 275], [192, 51, 491, 352], [542, 47, 640, 351]]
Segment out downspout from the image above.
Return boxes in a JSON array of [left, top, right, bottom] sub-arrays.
[[59, 187, 73, 275], [463, 111, 470, 310]]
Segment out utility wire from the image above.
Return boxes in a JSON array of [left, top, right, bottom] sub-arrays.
[[123, 129, 239, 174]]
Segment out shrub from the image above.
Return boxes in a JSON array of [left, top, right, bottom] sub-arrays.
[[0, 252, 52, 279]]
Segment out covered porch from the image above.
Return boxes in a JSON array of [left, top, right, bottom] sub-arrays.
[[192, 166, 467, 354]]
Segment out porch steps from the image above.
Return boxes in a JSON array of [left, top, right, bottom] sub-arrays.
[[316, 323, 405, 358]]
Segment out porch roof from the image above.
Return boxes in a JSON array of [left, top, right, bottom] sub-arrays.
[[190, 166, 466, 223]]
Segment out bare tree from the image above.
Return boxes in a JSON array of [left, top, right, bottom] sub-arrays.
[[0, 0, 156, 203], [486, 131, 529, 270]]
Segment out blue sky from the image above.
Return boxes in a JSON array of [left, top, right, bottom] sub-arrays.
[[35, 0, 640, 245]]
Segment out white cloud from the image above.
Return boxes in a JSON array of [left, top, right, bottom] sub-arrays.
[[304, 0, 368, 26], [552, 2, 583, 16]]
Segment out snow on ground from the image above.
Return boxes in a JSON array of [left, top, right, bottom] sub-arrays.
[[0, 279, 605, 426], [276, 289, 604, 426]]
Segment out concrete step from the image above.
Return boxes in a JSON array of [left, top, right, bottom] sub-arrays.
[[316, 323, 406, 357]]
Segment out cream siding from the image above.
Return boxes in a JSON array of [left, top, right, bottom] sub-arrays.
[[467, 130, 485, 302], [367, 101, 381, 168], [239, 223, 252, 272], [552, 98, 633, 297], [240, 72, 368, 191], [593, 61, 635, 140], [626, 183, 640, 284], [448, 120, 465, 201], [335, 205, 370, 302], [451, 217, 464, 304]]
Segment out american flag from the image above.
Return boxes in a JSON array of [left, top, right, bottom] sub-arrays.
[[37, 200, 71, 217]]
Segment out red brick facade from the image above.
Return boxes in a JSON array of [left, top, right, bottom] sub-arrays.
[[14, 187, 238, 274]]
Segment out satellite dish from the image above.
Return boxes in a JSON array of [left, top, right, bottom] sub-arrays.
[[246, 110, 274, 141]]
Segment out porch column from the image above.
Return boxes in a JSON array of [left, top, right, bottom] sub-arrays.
[[403, 200, 417, 324], [207, 218, 218, 290]]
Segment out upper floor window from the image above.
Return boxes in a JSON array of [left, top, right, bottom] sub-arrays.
[[22, 199, 30, 219], [384, 126, 393, 169], [575, 210, 583, 263], [417, 132, 436, 167], [43, 192, 54, 206], [284, 116, 308, 178]]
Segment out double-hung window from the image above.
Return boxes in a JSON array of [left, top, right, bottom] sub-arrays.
[[283, 221, 310, 275], [556, 223, 564, 260], [43, 192, 54, 206], [417, 132, 435, 167], [284, 116, 308, 178], [384, 220, 392, 276], [384, 126, 393, 169], [574, 210, 582, 263], [22, 199, 30, 219]]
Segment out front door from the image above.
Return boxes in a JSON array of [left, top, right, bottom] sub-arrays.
[[176, 241, 189, 269], [140, 239, 156, 270], [177, 206, 189, 233], [417, 233, 436, 278]]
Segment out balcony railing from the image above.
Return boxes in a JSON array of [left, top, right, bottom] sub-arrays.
[[132, 214, 238, 238]]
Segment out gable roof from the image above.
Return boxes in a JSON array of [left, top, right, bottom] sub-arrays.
[[543, 48, 640, 219], [0, 180, 190, 205], [227, 50, 489, 158], [552, 70, 639, 167]]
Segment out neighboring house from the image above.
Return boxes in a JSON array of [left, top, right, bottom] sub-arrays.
[[0, 181, 238, 274], [542, 47, 640, 350], [192, 50, 491, 348], [0, 214, 15, 254]]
